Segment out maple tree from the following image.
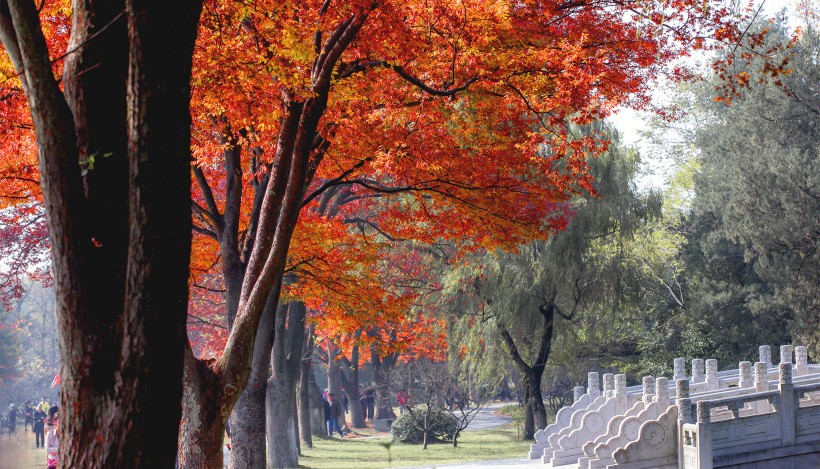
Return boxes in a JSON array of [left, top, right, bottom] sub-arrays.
[[0, 0, 759, 466]]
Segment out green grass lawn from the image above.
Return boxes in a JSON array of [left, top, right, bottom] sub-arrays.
[[298, 425, 529, 469]]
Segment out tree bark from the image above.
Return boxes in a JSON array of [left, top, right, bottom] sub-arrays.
[[229, 297, 279, 469], [371, 350, 398, 420], [298, 326, 316, 446], [340, 344, 367, 428], [0, 1, 201, 466], [500, 301, 557, 440], [266, 301, 308, 468]]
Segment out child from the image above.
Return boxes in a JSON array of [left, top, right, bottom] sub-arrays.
[[45, 406, 59, 468]]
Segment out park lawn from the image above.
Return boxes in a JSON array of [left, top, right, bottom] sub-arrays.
[[0, 429, 46, 469], [298, 426, 530, 469]]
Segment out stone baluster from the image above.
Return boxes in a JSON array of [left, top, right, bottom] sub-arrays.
[[696, 401, 714, 469], [673, 357, 686, 381], [739, 361, 752, 388], [603, 373, 615, 399], [655, 377, 670, 408], [676, 380, 692, 469], [780, 345, 793, 365], [588, 372, 601, 399], [614, 374, 627, 397], [705, 359, 719, 390], [753, 361, 770, 414], [573, 386, 585, 403], [692, 359, 705, 384], [779, 363, 795, 446], [642, 376, 656, 404], [759, 345, 772, 368], [795, 346, 809, 376]]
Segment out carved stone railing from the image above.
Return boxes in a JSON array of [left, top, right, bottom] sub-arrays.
[[680, 363, 820, 469], [528, 344, 819, 466]]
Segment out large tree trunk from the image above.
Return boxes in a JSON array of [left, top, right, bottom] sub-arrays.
[[500, 301, 558, 441], [0, 1, 200, 466], [298, 326, 316, 446], [229, 298, 278, 469], [522, 369, 547, 439], [267, 301, 307, 468], [308, 363, 328, 436], [179, 347, 229, 469], [371, 351, 398, 420], [340, 344, 367, 428]]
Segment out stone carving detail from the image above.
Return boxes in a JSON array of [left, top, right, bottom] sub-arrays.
[[692, 359, 705, 383], [759, 345, 772, 366], [706, 359, 718, 389], [623, 417, 642, 440], [780, 345, 794, 365], [795, 346, 809, 376], [642, 376, 655, 403], [674, 357, 686, 381], [697, 401, 711, 423], [655, 377, 670, 407], [739, 361, 752, 388], [603, 373, 615, 398], [642, 422, 667, 446], [574, 386, 585, 403], [678, 397, 693, 424], [588, 372, 601, 398], [676, 378, 690, 399], [585, 413, 605, 433], [754, 361, 768, 389], [614, 374, 626, 396], [780, 362, 792, 385]]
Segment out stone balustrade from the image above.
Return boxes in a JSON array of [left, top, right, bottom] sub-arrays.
[[527, 344, 820, 468]]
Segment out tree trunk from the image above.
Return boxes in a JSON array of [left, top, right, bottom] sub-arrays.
[[340, 345, 366, 428], [267, 373, 298, 468], [0, 1, 201, 466], [298, 327, 316, 447], [179, 347, 231, 469], [499, 301, 558, 441], [229, 298, 278, 469], [372, 351, 398, 420], [267, 301, 307, 468], [308, 365, 327, 436]]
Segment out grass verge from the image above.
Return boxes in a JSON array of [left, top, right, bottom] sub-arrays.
[[298, 425, 529, 469]]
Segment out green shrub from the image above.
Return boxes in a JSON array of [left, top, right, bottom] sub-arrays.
[[391, 405, 459, 444]]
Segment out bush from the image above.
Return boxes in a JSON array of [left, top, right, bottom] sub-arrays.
[[391, 405, 459, 444]]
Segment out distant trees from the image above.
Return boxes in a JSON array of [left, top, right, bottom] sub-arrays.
[[445, 124, 661, 439]]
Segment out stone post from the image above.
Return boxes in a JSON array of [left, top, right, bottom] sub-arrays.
[[705, 359, 718, 390], [696, 401, 713, 469], [588, 372, 601, 399], [673, 357, 687, 381], [603, 373, 615, 399], [642, 376, 655, 404], [795, 346, 808, 376], [655, 377, 670, 408], [614, 374, 627, 397], [779, 363, 795, 446], [753, 361, 769, 414], [677, 392, 693, 469], [692, 359, 705, 384], [739, 361, 752, 389], [573, 386, 585, 403], [759, 345, 772, 368], [780, 345, 793, 365]]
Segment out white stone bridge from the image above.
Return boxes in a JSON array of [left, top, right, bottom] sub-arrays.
[[529, 345, 820, 469]]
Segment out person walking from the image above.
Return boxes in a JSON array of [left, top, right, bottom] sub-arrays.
[[365, 387, 375, 420], [327, 393, 344, 438], [24, 401, 33, 431], [45, 407, 59, 469], [6, 404, 16, 438], [33, 404, 46, 448]]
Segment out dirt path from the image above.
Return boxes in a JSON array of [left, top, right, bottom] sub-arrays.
[[0, 428, 46, 469]]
